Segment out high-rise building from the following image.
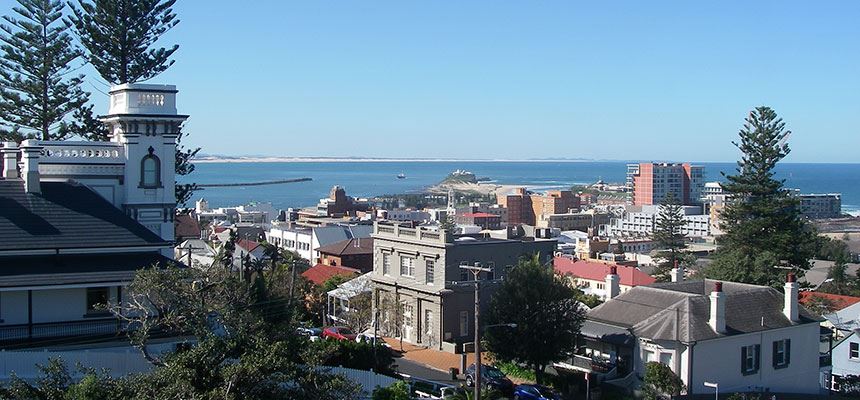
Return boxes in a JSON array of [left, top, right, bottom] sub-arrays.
[[627, 162, 704, 206]]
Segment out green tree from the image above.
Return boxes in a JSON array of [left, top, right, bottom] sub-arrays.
[[652, 192, 694, 282], [484, 255, 585, 384], [174, 129, 200, 209], [642, 361, 685, 400], [68, 0, 179, 85], [371, 381, 410, 400], [0, 0, 90, 141], [706, 107, 817, 287]]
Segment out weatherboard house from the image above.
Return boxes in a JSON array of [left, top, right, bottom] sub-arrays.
[[569, 275, 823, 395], [0, 84, 185, 346]]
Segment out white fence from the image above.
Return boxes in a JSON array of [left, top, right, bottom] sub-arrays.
[[325, 365, 399, 395], [0, 348, 155, 380]]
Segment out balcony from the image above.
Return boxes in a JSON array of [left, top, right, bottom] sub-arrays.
[[0, 318, 124, 348]]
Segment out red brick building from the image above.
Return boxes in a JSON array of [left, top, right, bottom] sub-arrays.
[[497, 188, 580, 226]]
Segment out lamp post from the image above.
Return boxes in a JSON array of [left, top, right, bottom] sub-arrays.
[[459, 262, 492, 400], [704, 381, 718, 400]]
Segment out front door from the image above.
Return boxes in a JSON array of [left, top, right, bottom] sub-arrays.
[[402, 303, 414, 342]]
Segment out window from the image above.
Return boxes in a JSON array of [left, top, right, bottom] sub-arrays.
[[86, 287, 109, 314], [850, 342, 859, 360], [773, 339, 791, 369], [659, 352, 672, 366], [741, 344, 760, 375], [459, 311, 469, 337], [382, 253, 391, 275], [486, 262, 495, 280], [424, 309, 433, 336], [139, 149, 161, 188], [400, 256, 415, 277], [425, 259, 435, 284]]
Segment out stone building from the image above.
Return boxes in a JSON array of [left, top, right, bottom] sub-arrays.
[[370, 222, 556, 352]]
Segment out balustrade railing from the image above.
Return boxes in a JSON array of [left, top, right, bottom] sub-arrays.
[[39, 142, 124, 163]]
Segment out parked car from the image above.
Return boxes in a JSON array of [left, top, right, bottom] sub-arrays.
[[513, 384, 564, 400], [356, 332, 391, 348], [322, 326, 358, 341], [464, 363, 514, 395], [296, 326, 322, 341]]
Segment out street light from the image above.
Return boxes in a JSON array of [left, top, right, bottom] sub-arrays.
[[704, 381, 718, 400]]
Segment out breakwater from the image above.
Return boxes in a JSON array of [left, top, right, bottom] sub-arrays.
[[197, 177, 312, 188]]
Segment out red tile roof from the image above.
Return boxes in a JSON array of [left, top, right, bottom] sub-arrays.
[[553, 257, 655, 287], [174, 213, 201, 239], [236, 238, 261, 253], [799, 291, 860, 311], [301, 264, 360, 286], [461, 212, 499, 218]]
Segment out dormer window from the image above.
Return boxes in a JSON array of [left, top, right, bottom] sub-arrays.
[[140, 147, 162, 188]]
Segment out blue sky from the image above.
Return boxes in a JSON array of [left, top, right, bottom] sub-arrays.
[[4, 1, 859, 162]]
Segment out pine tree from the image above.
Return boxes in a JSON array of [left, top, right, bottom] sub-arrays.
[[68, 0, 179, 85], [652, 192, 692, 282], [0, 0, 90, 141], [706, 107, 817, 287]]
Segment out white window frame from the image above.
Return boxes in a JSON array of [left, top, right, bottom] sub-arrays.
[[382, 253, 391, 275], [425, 259, 435, 284], [850, 342, 859, 360], [400, 256, 415, 277]]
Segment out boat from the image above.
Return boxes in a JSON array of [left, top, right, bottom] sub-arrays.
[[397, 173, 406, 179]]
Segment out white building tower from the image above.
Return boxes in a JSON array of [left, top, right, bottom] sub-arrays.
[[100, 84, 189, 246]]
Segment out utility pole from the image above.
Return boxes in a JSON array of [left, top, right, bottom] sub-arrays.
[[460, 262, 491, 400]]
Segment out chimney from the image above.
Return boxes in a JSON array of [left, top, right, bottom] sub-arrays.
[[670, 260, 684, 282], [20, 140, 42, 194], [709, 281, 727, 334], [1, 142, 18, 179], [605, 265, 620, 300], [784, 273, 799, 322]]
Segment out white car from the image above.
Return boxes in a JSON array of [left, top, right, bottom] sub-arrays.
[[356, 332, 390, 347]]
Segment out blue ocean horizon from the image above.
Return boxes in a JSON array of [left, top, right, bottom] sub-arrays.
[[182, 161, 860, 214]]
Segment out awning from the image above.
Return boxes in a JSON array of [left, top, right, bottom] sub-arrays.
[[581, 320, 634, 347]]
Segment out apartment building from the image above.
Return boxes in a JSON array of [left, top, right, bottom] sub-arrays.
[[627, 162, 704, 206]]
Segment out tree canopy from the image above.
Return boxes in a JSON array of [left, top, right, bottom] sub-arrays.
[[0, 0, 90, 141], [652, 192, 695, 282], [68, 0, 179, 84], [483, 255, 585, 384], [706, 107, 817, 287]]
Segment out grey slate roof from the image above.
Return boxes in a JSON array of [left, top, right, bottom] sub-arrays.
[[587, 280, 819, 342], [0, 180, 168, 251]]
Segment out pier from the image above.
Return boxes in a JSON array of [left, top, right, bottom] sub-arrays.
[[197, 177, 312, 188]]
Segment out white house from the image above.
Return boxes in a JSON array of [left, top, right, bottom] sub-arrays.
[[0, 83, 184, 346], [266, 223, 372, 262], [571, 275, 823, 395], [829, 331, 860, 393], [553, 257, 655, 300]]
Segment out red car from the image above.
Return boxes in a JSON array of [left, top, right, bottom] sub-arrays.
[[322, 326, 357, 341]]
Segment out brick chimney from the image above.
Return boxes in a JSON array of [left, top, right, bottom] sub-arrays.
[[784, 272, 799, 322], [670, 260, 684, 282], [605, 265, 620, 300], [709, 281, 727, 334], [1, 142, 17, 179], [20, 140, 42, 194]]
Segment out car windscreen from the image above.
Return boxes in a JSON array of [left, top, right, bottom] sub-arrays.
[[483, 368, 506, 379]]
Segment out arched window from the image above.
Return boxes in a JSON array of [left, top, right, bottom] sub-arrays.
[[140, 147, 161, 188]]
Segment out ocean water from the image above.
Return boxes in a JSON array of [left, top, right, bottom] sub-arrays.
[[182, 161, 860, 213]]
